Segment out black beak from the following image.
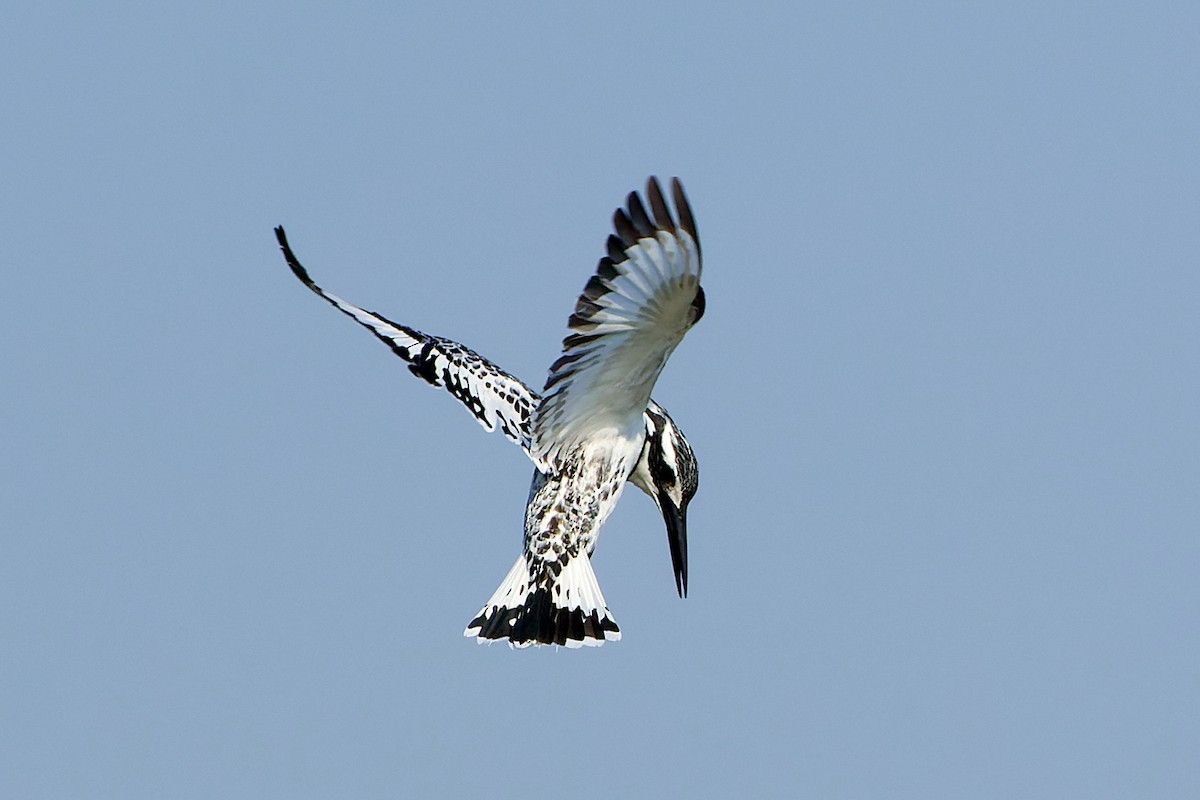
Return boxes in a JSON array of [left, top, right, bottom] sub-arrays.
[[659, 497, 689, 598]]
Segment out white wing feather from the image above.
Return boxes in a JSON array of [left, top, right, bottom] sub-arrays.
[[275, 227, 536, 449], [532, 178, 704, 470]]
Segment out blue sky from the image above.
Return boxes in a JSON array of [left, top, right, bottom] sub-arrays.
[[3, 2, 1198, 797]]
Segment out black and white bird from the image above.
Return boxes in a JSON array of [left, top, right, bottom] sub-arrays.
[[274, 177, 704, 647]]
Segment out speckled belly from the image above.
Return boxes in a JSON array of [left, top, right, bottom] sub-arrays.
[[522, 438, 642, 579]]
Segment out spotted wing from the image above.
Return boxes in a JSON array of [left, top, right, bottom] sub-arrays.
[[532, 178, 704, 470], [275, 227, 536, 449]]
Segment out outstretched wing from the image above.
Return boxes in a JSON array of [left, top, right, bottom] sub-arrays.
[[532, 178, 704, 470], [275, 227, 536, 450]]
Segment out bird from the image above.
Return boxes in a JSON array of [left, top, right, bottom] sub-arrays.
[[274, 176, 704, 647]]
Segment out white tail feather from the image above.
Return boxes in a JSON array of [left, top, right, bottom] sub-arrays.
[[464, 555, 621, 648]]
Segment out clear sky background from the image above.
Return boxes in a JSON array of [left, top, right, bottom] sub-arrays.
[[3, 2, 1198, 798]]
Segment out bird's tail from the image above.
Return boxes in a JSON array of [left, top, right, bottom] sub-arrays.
[[464, 555, 621, 648]]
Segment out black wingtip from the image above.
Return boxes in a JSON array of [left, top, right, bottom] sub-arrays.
[[670, 178, 699, 254], [612, 207, 640, 248], [625, 190, 656, 238], [610, 177, 698, 253], [273, 225, 320, 291], [646, 176, 676, 234]]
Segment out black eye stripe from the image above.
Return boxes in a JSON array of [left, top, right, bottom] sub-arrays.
[[649, 432, 677, 488]]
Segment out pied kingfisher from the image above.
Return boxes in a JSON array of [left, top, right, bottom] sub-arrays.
[[274, 177, 704, 647]]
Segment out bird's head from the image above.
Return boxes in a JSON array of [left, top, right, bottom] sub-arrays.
[[630, 401, 699, 598]]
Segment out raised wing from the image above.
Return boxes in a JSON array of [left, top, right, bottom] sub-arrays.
[[533, 178, 704, 470], [274, 227, 536, 449]]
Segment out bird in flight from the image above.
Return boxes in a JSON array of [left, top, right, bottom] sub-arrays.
[[274, 177, 704, 647]]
